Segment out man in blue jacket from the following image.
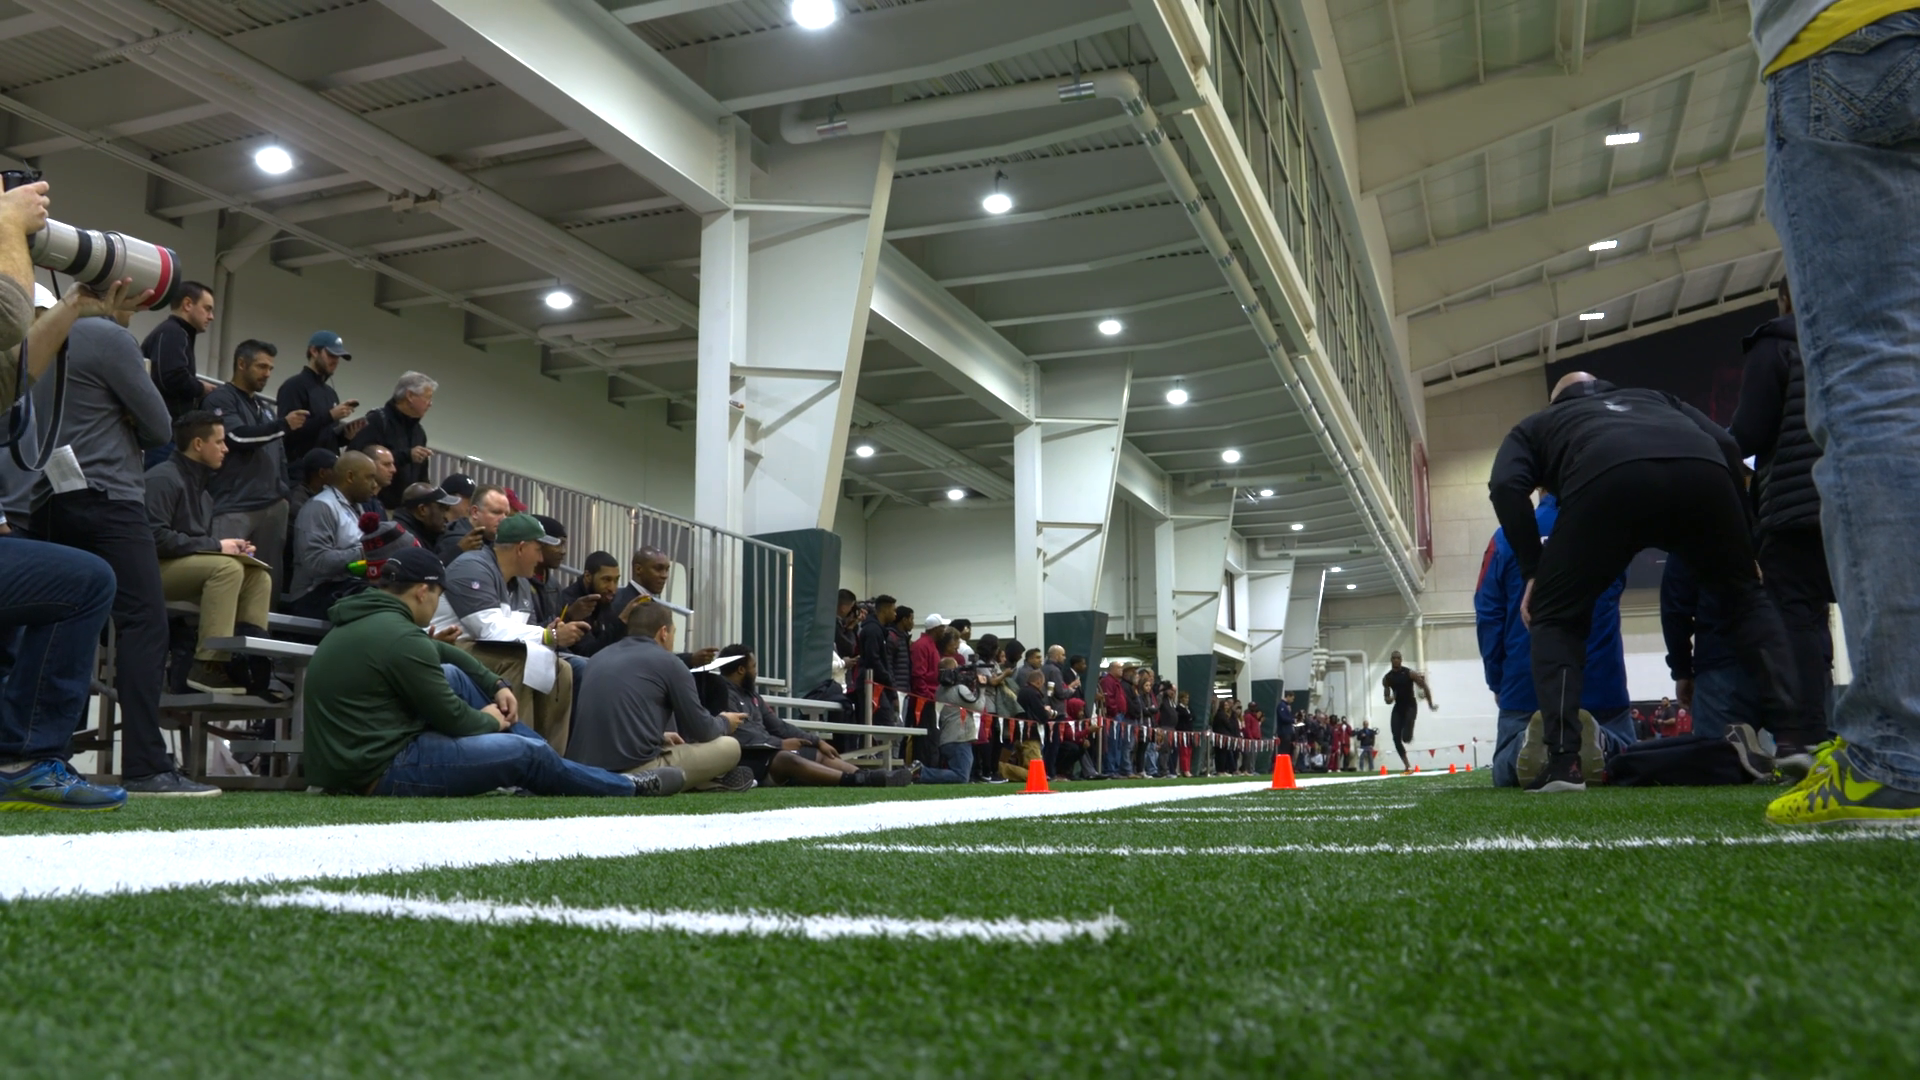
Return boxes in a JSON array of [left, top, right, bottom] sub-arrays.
[[1477, 495, 1634, 787]]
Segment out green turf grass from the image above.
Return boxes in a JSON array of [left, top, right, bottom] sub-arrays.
[[4, 777, 1916, 1078]]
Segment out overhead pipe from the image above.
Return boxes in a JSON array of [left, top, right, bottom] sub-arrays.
[[781, 72, 1420, 611]]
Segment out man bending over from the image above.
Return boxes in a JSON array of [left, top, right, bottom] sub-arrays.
[[303, 546, 681, 798]]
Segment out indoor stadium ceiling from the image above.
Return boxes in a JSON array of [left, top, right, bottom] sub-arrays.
[[0, 0, 1767, 601], [1323, 0, 1776, 395]]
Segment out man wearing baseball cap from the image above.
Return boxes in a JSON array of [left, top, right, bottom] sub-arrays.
[[392, 482, 459, 551], [435, 513, 590, 753], [303, 545, 682, 799], [277, 330, 363, 466]]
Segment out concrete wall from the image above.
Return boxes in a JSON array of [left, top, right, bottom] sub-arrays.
[[42, 148, 695, 515], [858, 503, 1018, 637]]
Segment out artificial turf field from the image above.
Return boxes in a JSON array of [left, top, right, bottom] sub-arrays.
[[4, 773, 1918, 1079]]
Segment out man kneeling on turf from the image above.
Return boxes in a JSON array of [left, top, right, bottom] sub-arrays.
[[566, 599, 755, 792], [716, 643, 911, 788], [303, 546, 683, 798]]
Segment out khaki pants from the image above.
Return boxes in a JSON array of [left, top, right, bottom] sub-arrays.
[[158, 554, 274, 661], [631, 736, 741, 790], [461, 642, 573, 754]]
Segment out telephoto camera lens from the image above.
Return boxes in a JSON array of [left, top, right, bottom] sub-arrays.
[[26, 221, 183, 310]]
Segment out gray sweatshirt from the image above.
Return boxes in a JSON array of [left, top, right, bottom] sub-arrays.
[[289, 484, 362, 598], [30, 316, 169, 508], [567, 635, 733, 771], [1752, 0, 1840, 72]]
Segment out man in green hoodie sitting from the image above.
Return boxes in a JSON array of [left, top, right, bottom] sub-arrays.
[[303, 546, 684, 798]]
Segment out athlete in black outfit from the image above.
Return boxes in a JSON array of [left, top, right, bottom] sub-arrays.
[[1382, 651, 1434, 772], [1490, 371, 1802, 793]]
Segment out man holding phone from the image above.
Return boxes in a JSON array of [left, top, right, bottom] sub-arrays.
[[277, 330, 364, 470]]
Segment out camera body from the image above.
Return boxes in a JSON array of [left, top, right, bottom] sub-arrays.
[[3, 168, 184, 310]]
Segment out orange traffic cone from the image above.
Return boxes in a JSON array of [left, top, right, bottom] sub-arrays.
[[1414, 765, 1421, 772], [1466, 764, 1474, 771], [1448, 763, 1457, 774], [1270, 754, 1296, 791], [1020, 757, 1053, 794], [1379, 765, 1388, 776]]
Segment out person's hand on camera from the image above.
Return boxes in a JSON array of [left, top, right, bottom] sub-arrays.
[[66, 278, 152, 322], [0, 180, 49, 236]]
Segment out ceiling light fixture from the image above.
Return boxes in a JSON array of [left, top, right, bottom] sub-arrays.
[[1290, 522, 1305, 532], [1258, 488, 1274, 498], [544, 290, 574, 311], [790, 0, 837, 30], [1330, 566, 1343, 573], [254, 146, 294, 175], [1346, 583, 1358, 590], [853, 444, 875, 458], [981, 170, 1013, 215], [1221, 449, 1241, 464], [1588, 239, 1618, 252], [1165, 381, 1189, 406], [1603, 131, 1641, 147], [1097, 318, 1123, 336], [1578, 311, 1605, 322], [946, 488, 967, 501]]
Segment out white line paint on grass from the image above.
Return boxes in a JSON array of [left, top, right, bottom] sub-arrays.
[[1080, 813, 1388, 823], [1143, 804, 1418, 813], [817, 829, 1920, 857], [8, 778, 1447, 901], [236, 888, 1128, 944]]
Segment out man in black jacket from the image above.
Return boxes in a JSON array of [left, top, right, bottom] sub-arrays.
[[277, 331, 363, 466], [557, 550, 624, 658], [349, 371, 434, 508], [138, 280, 215, 468], [392, 482, 458, 552], [1489, 372, 1801, 792], [1728, 281, 1832, 769], [858, 595, 898, 725], [147, 411, 272, 694], [205, 339, 303, 599]]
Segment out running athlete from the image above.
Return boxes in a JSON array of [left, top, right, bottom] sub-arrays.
[[1382, 651, 1435, 772]]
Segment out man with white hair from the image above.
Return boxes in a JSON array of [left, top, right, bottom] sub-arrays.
[[350, 370, 436, 509]]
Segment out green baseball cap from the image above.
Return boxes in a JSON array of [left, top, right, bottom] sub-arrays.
[[495, 512, 558, 546]]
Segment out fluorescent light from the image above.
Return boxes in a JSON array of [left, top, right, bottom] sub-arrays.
[[254, 146, 294, 175], [946, 488, 967, 501], [1221, 449, 1241, 464], [1097, 318, 1123, 336], [544, 290, 574, 310], [981, 191, 1013, 215], [1578, 311, 1605, 322], [1603, 132, 1641, 147], [1330, 566, 1343, 573], [1290, 522, 1305, 532], [853, 444, 875, 459], [1588, 239, 1618, 252], [790, 0, 837, 30], [1258, 488, 1274, 498], [1346, 583, 1358, 590], [1165, 386, 1189, 406]]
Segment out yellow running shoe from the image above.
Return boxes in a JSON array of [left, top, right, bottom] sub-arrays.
[[1765, 744, 1920, 827]]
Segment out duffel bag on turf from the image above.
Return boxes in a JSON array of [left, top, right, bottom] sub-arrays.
[[1606, 726, 1772, 786]]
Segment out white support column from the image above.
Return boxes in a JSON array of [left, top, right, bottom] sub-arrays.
[[736, 133, 899, 536], [1248, 557, 1295, 685], [1155, 489, 1235, 686], [1012, 420, 1044, 643], [1037, 358, 1132, 613], [1282, 567, 1328, 697], [694, 119, 752, 532]]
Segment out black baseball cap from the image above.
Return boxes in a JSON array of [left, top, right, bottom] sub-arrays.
[[402, 483, 460, 509], [367, 546, 444, 586], [441, 473, 476, 500], [296, 448, 338, 478], [532, 514, 567, 541]]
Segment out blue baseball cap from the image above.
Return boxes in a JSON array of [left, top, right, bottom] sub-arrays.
[[307, 331, 352, 359]]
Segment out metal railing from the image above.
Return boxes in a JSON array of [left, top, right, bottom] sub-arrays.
[[425, 451, 795, 691]]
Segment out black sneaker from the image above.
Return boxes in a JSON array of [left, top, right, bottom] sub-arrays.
[[1524, 753, 1585, 794], [122, 770, 221, 797], [632, 767, 685, 797], [883, 767, 914, 787], [712, 765, 757, 793]]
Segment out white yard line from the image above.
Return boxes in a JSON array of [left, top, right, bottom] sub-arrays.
[[1142, 804, 1418, 813], [817, 830, 1920, 857], [1076, 813, 1388, 822], [1, 774, 1438, 901], [235, 888, 1128, 944]]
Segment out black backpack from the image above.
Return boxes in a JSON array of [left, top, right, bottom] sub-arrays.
[[1606, 729, 1771, 786]]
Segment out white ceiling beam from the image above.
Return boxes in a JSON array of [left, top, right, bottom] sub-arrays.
[[691, 0, 1136, 112], [1394, 152, 1764, 313], [1383, 0, 1415, 108], [381, 0, 731, 213], [274, 194, 680, 268], [987, 285, 1231, 329], [850, 399, 1016, 501], [608, 0, 739, 20], [893, 114, 1138, 173], [0, 12, 53, 41], [1028, 324, 1251, 361], [937, 239, 1201, 287], [1115, 441, 1171, 520], [1355, 9, 1753, 193], [885, 181, 1169, 240], [868, 243, 1035, 425]]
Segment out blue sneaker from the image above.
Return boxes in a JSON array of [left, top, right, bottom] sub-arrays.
[[0, 759, 128, 812]]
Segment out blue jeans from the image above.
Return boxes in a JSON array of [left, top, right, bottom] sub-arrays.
[[0, 537, 116, 762], [1768, 13, 1920, 789], [1143, 740, 1161, 776], [370, 665, 636, 797], [1491, 706, 1633, 788], [1690, 666, 1760, 742], [1103, 728, 1130, 775], [918, 740, 972, 784]]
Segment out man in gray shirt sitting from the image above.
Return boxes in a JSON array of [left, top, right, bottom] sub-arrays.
[[568, 600, 754, 792]]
